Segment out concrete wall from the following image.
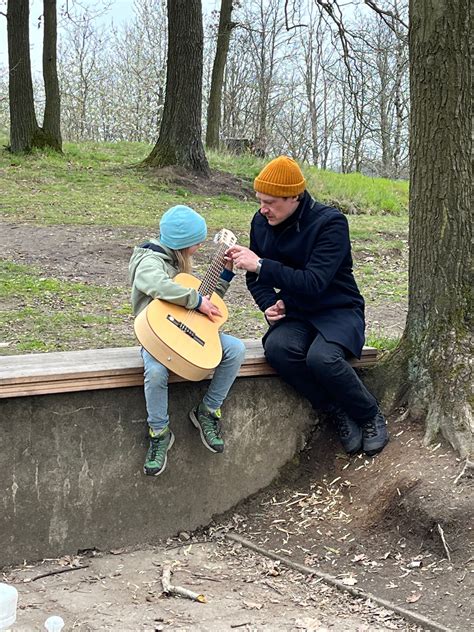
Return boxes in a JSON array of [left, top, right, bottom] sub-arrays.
[[0, 376, 314, 567]]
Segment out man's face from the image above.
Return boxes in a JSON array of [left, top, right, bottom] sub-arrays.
[[256, 192, 299, 226]]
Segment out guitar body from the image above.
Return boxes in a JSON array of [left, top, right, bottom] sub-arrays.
[[134, 273, 229, 381]]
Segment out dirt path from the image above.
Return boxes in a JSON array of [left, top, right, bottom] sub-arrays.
[[0, 221, 407, 340], [6, 540, 421, 631], [2, 421, 472, 631], [229, 420, 473, 632]]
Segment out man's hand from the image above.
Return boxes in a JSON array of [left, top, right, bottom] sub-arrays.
[[265, 299, 286, 324], [198, 296, 222, 322], [226, 245, 260, 272]]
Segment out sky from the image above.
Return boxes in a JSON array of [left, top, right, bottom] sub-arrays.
[[0, 0, 221, 74]]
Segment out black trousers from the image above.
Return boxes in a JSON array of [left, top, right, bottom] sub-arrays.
[[263, 319, 378, 422]]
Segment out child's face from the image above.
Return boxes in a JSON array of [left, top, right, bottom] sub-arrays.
[[187, 243, 202, 255]]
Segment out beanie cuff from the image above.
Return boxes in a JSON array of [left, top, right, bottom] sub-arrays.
[[160, 227, 207, 250], [253, 178, 305, 197]]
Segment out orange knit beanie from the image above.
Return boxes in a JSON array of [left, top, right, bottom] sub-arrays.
[[254, 156, 306, 197]]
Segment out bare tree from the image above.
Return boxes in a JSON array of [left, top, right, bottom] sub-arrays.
[[316, 0, 473, 456], [380, 0, 472, 456], [220, 27, 258, 143], [7, 0, 41, 152], [110, 0, 167, 142], [241, 0, 291, 157], [6, 0, 62, 152], [42, 0, 62, 150], [206, 0, 236, 149], [143, 0, 209, 174], [58, 5, 103, 141]]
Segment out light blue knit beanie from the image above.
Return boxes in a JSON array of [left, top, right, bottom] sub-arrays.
[[159, 205, 207, 250]]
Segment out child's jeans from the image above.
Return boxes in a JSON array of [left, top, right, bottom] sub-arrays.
[[141, 333, 246, 434]]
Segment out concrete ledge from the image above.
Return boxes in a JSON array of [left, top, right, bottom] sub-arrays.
[[0, 376, 314, 567], [0, 341, 377, 398], [0, 341, 377, 567]]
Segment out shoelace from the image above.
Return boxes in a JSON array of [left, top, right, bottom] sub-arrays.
[[363, 418, 377, 438], [335, 413, 352, 437], [149, 436, 168, 462], [202, 415, 222, 440]]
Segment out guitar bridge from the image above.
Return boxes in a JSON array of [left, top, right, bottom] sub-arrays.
[[167, 315, 205, 346]]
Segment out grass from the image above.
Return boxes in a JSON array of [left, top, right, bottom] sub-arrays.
[[0, 140, 408, 355], [0, 261, 133, 354], [307, 169, 408, 215], [0, 141, 408, 228], [365, 333, 400, 352]]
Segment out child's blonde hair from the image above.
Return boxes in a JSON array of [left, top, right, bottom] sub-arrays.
[[175, 248, 193, 274]]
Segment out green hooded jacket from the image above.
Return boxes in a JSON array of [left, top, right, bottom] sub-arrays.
[[128, 238, 231, 316]]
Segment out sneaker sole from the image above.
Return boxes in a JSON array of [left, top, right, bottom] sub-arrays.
[[143, 432, 175, 476], [364, 436, 389, 457], [189, 409, 222, 453], [345, 441, 363, 456]]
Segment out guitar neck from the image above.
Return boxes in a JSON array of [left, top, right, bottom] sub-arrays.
[[198, 243, 227, 296]]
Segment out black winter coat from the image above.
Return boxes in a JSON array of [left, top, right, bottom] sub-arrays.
[[246, 191, 366, 358]]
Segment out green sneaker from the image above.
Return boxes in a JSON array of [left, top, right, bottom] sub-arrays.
[[143, 427, 175, 476], [189, 403, 224, 453]]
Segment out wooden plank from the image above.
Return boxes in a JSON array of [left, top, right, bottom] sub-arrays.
[[0, 342, 378, 399]]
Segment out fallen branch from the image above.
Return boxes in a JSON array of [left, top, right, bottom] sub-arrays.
[[453, 459, 473, 485], [225, 532, 450, 632], [161, 562, 207, 603], [31, 564, 89, 582], [437, 524, 452, 563]]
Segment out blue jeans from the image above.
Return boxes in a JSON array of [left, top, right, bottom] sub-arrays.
[[264, 319, 378, 423], [141, 333, 246, 433]]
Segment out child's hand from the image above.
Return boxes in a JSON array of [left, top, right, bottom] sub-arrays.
[[198, 296, 222, 322], [223, 253, 234, 271], [227, 245, 260, 272]]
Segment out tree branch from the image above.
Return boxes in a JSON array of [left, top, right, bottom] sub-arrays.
[[284, 0, 307, 30], [364, 0, 408, 31]]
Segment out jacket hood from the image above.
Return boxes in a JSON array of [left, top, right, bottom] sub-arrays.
[[128, 239, 174, 284]]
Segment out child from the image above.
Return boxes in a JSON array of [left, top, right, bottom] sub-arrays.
[[129, 205, 246, 476]]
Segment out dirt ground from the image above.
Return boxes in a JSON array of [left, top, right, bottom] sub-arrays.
[[0, 221, 406, 344], [2, 419, 472, 631]]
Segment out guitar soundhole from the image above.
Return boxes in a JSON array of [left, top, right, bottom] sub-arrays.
[[166, 315, 205, 346]]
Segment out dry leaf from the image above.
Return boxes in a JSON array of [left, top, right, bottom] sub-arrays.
[[352, 554, 366, 563], [406, 593, 421, 603], [243, 600, 264, 610], [407, 560, 422, 569], [341, 576, 358, 586]]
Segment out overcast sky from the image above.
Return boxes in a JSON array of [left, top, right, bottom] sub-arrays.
[[0, 0, 221, 73]]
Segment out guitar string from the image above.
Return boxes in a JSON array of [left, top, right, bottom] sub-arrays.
[[178, 239, 233, 331]]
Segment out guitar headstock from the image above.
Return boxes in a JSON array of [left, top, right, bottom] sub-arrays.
[[214, 228, 237, 248]]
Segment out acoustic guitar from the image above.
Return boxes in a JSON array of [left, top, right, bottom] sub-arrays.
[[134, 229, 237, 381]]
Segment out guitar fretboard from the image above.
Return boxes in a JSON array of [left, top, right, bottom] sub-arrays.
[[198, 243, 227, 297]]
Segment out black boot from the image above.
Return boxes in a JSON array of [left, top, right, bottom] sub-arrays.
[[362, 410, 389, 456], [332, 408, 362, 455]]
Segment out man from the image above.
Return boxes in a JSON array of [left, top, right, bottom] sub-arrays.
[[228, 155, 389, 456]]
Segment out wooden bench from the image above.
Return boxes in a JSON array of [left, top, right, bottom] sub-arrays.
[[0, 340, 378, 399]]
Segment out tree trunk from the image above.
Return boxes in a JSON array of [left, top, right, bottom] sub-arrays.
[[7, 0, 40, 152], [206, 0, 234, 150], [373, 0, 472, 457], [143, 0, 210, 174], [42, 0, 62, 151]]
